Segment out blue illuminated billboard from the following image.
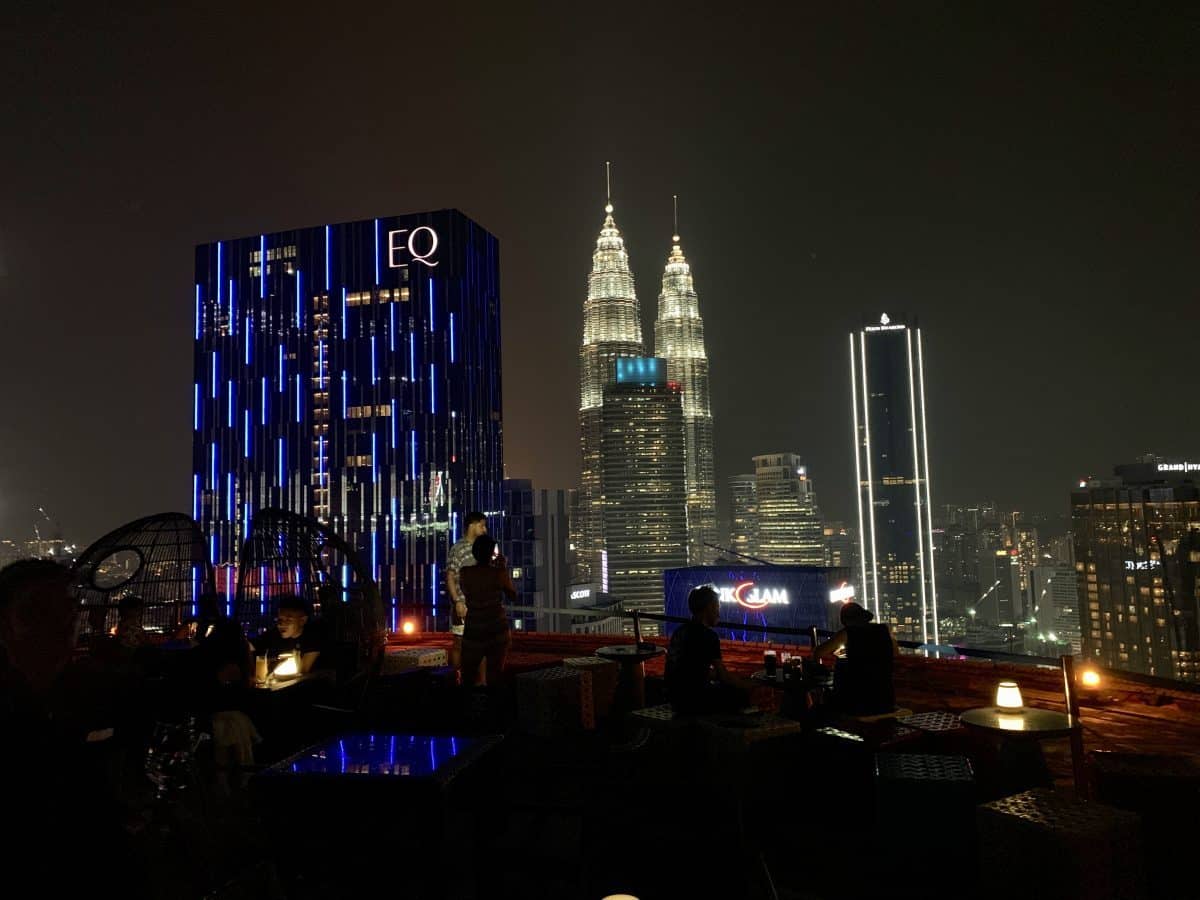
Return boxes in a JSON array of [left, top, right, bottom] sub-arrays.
[[614, 356, 666, 385], [663, 565, 854, 645]]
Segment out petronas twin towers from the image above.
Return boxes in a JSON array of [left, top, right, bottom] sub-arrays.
[[575, 176, 717, 589]]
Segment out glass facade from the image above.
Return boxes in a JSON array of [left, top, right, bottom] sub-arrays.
[[601, 358, 687, 628], [1072, 462, 1200, 681], [753, 453, 825, 566], [850, 314, 939, 644], [193, 209, 502, 631]]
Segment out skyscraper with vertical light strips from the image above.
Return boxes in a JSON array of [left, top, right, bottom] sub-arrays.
[[849, 313, 938, 644], [654, 212, 718, 564], [193, 210, 502, 630], [575, 191, 644, 583]]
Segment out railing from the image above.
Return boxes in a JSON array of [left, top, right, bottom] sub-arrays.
[[499, 603, 1200, 694]]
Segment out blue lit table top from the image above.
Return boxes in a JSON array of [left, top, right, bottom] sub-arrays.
[[260, 733, 502, 785]]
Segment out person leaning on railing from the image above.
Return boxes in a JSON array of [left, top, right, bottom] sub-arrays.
[[455, 535, 516, 688]]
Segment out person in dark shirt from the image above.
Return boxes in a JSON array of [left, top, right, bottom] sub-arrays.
[[457, 535, 516, 687], [250, 595, 324, 674], [665, 585, 754, 714]]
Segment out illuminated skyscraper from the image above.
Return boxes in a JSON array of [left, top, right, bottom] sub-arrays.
[[753, 453, 825, 566], [1073, 459, 1200, 681], [654, 206, 717, 564], [601, 357, 688, 628], [193, 210, 503, 630], [575, 175, 645, 580], [728, 473, 759, 560], [849, 313, 938, 644]]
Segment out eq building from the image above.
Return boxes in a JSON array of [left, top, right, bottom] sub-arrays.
[[192, 209, 503, 630]]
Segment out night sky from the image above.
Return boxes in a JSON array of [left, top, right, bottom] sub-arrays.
[[2, 3, 1196, 545]]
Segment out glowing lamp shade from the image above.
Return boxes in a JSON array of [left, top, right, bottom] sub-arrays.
[[401, 620, 417, 636], [273, 654, 299, 678], [601, 896, 641, 900], [1080, 668, 1102, 689], [995, 681, 1024, 710]]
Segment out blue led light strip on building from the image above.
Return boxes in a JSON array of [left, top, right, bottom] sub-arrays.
[[430, 364, 436, 413], [372, 432, 377, 482], [341, 370, 347, 418], [194, 383, 199, 431], [295, 269, 302, 328], [226, 473, 233, 520], [243, 410, 250, 457], [260, 235, 266, 299], [325, 225, 331, 290], [278, 345, 285, 391], [371, 336, 377, 385], [429, 278, 435, 330], [211, 352, 218, 398], [431, 562, 438, 613], [341, 288, 347, 339], [216, 243, 223, 303], [229, 280, 236, 334], [390, 303, 396, 352], [210, 443, 216, 488], [193, 474, 199, 519], [410, 430, 416, 480], [261, 377, 267, 426], [278, 437, 284, 487], [374, 218, 380, 285], [390, 400, 396, 448], [295, 373, 302, 422], [194, 286, 201, 340], [227, 381, 233, 427], [245, 315, 252, 364], [409, 332, 415, 381], [449, 313, 455, 363]]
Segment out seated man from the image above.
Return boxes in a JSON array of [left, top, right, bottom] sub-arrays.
[[249, 596, 324, 674], [815, 601, 899, 716], [665, 585, 755, 715]]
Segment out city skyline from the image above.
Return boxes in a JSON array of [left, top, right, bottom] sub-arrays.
[[2, 5, 1196, 545]]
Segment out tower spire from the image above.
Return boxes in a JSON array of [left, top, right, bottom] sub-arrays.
[[672, 194, 679, 242], [605, 161, 612, 213]]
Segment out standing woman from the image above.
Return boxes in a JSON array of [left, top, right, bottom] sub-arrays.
[[455, 534, 516, 687]]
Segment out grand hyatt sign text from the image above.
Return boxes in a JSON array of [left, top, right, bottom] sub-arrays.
[[718, 582, 790, 611]]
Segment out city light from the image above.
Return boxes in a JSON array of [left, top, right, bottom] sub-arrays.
[[401, 620, 416, 636]]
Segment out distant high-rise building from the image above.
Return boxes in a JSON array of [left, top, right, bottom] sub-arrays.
[[574, 186, 644, 582], [1049, 533, 1076, 566], [824, 522, 857, 571], [977, 549, 1022, 625], [753, 453, 824, 566], [601, 357, 688, 627], [500, 479, 572, 633], [193, 210, 503, 629], [1011, 519, 1040, 594], [1026, 563, 1081, 655], [850, 312, 938, 644], [1073, 459, 1200, 681], [728, 473, 759, 561], [654, 214, 717, 564]]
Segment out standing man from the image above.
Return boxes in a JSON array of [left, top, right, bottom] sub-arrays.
[[446, 512, 488, 672]]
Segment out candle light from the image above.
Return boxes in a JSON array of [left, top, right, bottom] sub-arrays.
[[995, 680, 1024, 710]]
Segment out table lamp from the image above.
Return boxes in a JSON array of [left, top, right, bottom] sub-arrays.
[[274, 652, 299, 678], [995, 680, 1023, 710]]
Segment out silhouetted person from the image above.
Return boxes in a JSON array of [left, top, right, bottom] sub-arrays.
[[665, 585, 754, 714], [249, 595, 324, 674], [446, 511, 488, 672], [457, 535, 515, 687], [0, 560, 138, 894], [816, 601, 900, 715], [115, 593, 146, 649]]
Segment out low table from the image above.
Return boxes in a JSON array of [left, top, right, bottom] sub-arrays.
[[961, 706, 1084, 794], [596, 643, 665, 713]]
